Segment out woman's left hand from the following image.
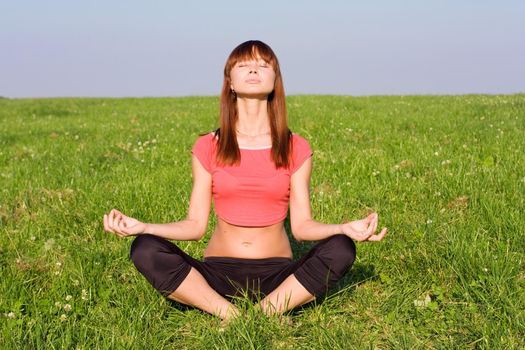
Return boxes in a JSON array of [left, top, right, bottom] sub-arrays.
[[341, 212, 387, 242]]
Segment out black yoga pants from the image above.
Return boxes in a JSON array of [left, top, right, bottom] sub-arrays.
[[130, 234, 356, 302]]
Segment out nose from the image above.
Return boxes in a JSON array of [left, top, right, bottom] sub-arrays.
[[249, 64, 258, 74]]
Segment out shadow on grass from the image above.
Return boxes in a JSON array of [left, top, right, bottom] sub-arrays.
[[288, 262, 377, 316]]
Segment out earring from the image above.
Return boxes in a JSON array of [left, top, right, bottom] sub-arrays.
[[231, 88, 236, 97]]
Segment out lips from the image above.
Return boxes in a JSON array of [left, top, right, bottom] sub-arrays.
[[245, 79, 261, 83]]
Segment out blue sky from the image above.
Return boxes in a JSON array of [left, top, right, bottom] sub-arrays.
[[1, 0, 524, 97]]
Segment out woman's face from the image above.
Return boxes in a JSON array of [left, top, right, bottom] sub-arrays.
[[229, 56, 276, 98]]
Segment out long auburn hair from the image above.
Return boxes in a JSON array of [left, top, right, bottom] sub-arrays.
[[213, 40, 292, 169]]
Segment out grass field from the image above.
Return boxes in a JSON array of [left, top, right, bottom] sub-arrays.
[[1, 95, 524, 349]]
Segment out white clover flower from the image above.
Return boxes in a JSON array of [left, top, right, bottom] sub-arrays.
[[60, 314, 67, 321], [414, 294, 431, 308], [73, 280, 80, 286], [81, 289, 88, 300], [55, 301, 62, 308], [65, 295, 73, 301], [44, 238, 55, 251], [54, 271, 61, 276], [56, 262, 62, 267], [426, 219, 433, 224], [7, 312, 16, 319], [483, 268, 488, 272], [64, 304, 72, 312], [30, 236, 36, 241]]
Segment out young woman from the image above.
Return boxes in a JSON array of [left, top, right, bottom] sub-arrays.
[[103, 40, 387, 321]]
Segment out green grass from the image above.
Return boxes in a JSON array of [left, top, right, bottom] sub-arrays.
[[1, 95, 524, 349]]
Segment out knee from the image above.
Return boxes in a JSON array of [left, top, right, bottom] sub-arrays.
[[323, 234, 356, 272], [129, 234, 165, 271]]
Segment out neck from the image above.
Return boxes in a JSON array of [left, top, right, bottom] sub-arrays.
[[236, 97, 270, 135]]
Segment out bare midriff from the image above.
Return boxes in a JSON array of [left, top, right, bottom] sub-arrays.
[[203, 216, 293, 259]]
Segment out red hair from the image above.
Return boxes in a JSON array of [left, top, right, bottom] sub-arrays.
[[213, 40, 292, 169]]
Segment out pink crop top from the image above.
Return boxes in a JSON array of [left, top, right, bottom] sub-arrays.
[[191, 132, 313, 227]]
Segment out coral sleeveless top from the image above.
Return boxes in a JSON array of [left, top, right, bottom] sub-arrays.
[[191, 132, 313, 227]]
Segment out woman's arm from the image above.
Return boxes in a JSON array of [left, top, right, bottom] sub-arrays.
[[289, 157, 387, 242], [103, 155, 212, 241]]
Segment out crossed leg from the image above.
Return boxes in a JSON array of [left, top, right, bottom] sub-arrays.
[[131, 234, 355, 320], [166, 267, 239, 321], [259, 274, 315, 315]]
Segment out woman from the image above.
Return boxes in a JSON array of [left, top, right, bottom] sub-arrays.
[[103, 40, 387, 321]]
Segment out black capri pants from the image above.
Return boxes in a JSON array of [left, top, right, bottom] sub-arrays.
[[130, 234, 356, 302]]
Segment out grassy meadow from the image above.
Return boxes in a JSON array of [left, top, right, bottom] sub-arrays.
[[1, 94, 524, 349]]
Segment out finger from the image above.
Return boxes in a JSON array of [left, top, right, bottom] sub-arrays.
[[113, 221, 125, 237], [108, 209, 118, 229], [111, 211, 118, 231], [111, 209, 123, 220], [118, 219, 129, 235], [107, 212, 115, 231], [365, 216, 377, 238], [103, 214, 114, 233], [117, 214, 126, 234], [372, 213, 378, 226], [113, 213, 123, 234], [368, 227, 388, 241]]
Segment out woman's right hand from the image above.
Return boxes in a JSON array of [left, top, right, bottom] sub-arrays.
[[103, 209, 147, 238]]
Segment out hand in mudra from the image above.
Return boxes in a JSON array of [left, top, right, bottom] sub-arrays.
[[341, 212, 387, 242], [103, 209, 146, 238]]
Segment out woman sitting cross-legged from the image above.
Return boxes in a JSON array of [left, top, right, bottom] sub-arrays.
[[103, 40, 387, 321]]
